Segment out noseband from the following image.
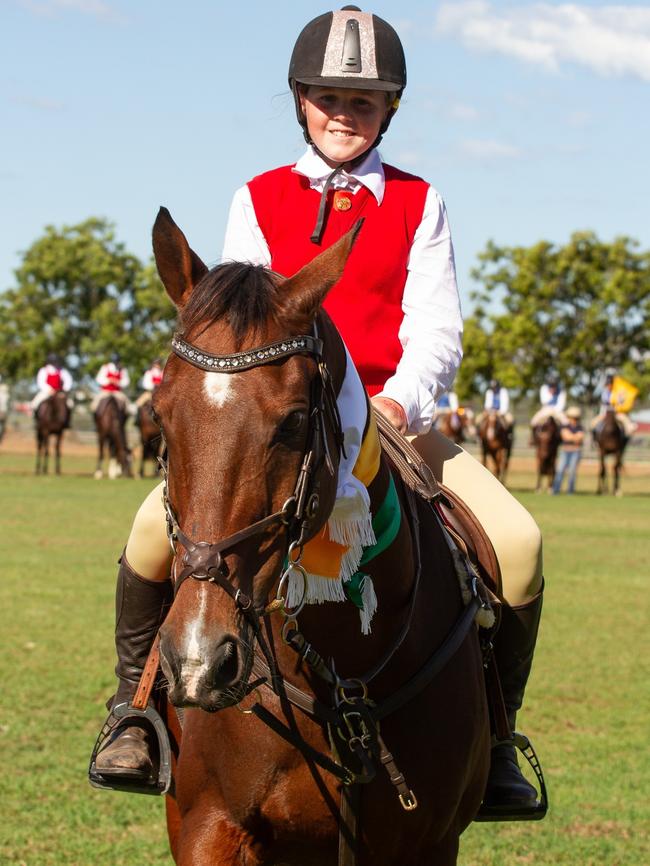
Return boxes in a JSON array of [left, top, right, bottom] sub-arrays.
[[159, 328, 344, 623]]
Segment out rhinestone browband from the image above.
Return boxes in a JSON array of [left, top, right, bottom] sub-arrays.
[[171, 333, 323, 373]]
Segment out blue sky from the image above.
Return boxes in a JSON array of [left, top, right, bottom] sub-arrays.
[[3, 0, 650, 313]]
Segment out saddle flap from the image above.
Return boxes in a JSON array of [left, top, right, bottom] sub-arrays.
[[435, 484, 502, 598]]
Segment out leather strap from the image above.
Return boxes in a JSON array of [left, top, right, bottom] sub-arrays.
[[338, 785, 359, 866], [131, 633, 161, 711]]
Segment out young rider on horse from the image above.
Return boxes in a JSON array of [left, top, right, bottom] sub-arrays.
[[135, 358, 164, 409], [31, 353, 73, 422], [91, 354, 131, 414], [530, 376, 567, 443], [478, 378, 513, 433], [94, 7, 545, 816], [590, 372, 637, 440]]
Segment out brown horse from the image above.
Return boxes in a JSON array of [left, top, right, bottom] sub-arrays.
[[35, 391, 70, 475], [478, 411, 511, 483], [436, 409, 474, 445], [593, 409, 627, 495], [136, 400, 162, 477], [93, 395, 133, 479], [149, 209, 489, 866], [534, 416, 561, 493]]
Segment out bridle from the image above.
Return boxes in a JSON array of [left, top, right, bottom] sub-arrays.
[[159, 327, 344, 624]]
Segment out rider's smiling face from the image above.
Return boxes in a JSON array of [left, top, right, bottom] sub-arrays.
[[299, 85, 390, 167]]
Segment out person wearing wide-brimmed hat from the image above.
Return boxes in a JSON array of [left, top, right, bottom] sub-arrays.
[[553, 406, 584, 494]]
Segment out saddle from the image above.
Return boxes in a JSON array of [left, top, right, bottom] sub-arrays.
[[373, 409, 502, 597]]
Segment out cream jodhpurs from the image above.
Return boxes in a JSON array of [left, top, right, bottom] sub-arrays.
[[126, 428, 543, 606]]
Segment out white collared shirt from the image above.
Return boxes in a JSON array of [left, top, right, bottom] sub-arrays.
[[222, 147, 463, 434]]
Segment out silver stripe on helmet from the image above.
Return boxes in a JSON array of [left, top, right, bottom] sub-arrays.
[[320, 10, 378, 80]]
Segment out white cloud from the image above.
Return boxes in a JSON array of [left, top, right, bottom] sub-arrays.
[[460, 138, 522, 159], [436, 3, 650, 82]]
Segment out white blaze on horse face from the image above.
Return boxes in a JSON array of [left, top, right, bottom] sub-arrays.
[[203, 371, 237, 407], [182, 590, 210, 700]]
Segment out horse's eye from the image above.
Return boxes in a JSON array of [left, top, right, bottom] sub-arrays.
[[278, 410, 307, 437]]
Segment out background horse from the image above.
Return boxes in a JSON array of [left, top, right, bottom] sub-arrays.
[[534, 415, 561, 493], [93, 396, 132, 479], [135, 400, 162, 477], [478, 411, 511, 483], [436, 409, 475, 445], [593, 409, 627, 495], [151, 209, 489, 866], [35, 391, 70, 475]]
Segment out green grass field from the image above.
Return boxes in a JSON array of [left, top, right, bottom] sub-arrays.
[[1, 449, 649, 865]]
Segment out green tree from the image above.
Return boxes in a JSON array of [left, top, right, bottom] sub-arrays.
[[0, 218, 176, 389], [457, 232, 650, 404]]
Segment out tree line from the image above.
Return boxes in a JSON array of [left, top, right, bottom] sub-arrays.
[[1, 218, 648, 403]]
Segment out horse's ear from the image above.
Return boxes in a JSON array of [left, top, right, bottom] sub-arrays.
[[280, 220, 363, 324], [152, 207, 208, 307]]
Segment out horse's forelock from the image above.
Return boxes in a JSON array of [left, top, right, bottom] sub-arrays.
[[179, 262, 281, 341]]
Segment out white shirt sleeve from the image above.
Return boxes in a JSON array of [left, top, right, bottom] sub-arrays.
[[36, 367, 48, 390], [96, 365, 108, 387], [61, 369, 73, 392], [500, 388, 510, 414], [539, 384, 550, 405], [222, 185, 272, 266], [448, 391, 459, 412], [378, 187, 463, 435], [120, 368, 130, 389], [556, 390, 567, 412]]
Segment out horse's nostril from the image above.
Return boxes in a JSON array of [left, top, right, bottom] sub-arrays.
[[212, 639, 239, 688]]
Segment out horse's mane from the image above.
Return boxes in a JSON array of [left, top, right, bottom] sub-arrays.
[[180, 262, 280, 341]]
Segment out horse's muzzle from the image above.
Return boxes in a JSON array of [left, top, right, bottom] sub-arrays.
[[159, 630, 249, 711]]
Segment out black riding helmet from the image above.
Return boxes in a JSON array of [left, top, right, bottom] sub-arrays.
[[288, 6, 406, 151]]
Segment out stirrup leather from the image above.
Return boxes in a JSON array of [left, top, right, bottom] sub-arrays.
[[88, 701, 172, 796], [474, 732, 548, 822]]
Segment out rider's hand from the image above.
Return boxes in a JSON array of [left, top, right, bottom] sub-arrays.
[[371, 396, 408, 434]]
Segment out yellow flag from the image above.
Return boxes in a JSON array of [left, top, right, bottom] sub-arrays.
[[610, 376, 639, 413]]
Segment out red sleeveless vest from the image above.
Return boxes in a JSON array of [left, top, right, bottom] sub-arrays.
[[248, 164, 428, 395], [104, 369, 121, 392], [46, 369, 63, 390]]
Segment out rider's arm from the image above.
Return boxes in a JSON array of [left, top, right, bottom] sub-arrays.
[[61, 369, 73, 391], [378, 188, 463, 435], [96, 365, 108, 388], [500, 389, 510, 414], [222, 185, 272, 266], [120, 368, 130, 389], [539, 384, 550, 405], [556, 390, 567, 412], [36, 367, 48, 390], [448, 392, 459, 412]]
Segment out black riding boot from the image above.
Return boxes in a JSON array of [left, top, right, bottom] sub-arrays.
[[94, 555, 173, 778], [482, 585, 544, 809]]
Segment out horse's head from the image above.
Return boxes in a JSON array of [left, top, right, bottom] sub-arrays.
[[152, 208, 360, 711]]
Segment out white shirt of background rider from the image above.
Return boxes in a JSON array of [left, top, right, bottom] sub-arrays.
[[539, 384, 566, 412], [96, 363, 130, 390], [222, 147, 464, 436], [36, 365, 73, 392], [484, 387, 510, 414]]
